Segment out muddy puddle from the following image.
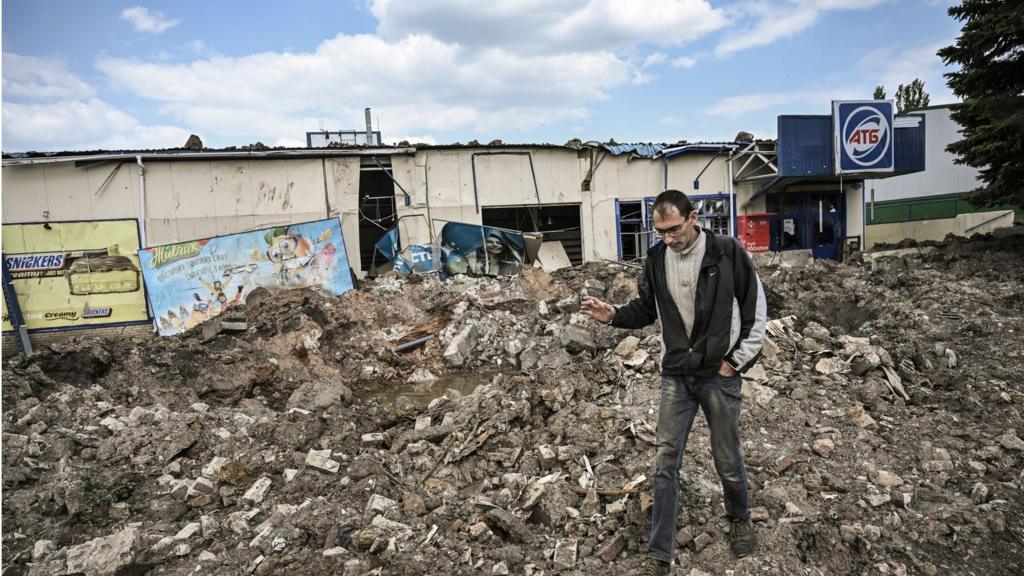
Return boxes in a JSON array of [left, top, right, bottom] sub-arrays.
[[353, 371, 497, 405]]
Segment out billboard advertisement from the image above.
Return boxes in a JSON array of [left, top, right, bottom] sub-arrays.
[[2, 220, 149, 331], [138, 218, 352, 336], [834, 100, 895, 174], [438, 222, 525, 277]]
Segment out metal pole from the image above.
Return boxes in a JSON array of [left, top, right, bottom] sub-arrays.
[[2, 256, 32, 354]]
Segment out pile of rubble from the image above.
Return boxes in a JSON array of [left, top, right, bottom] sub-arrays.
[[3, 233, 1023, 576]]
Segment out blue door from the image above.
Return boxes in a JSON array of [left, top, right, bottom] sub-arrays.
[[767, 191, 845, 260]]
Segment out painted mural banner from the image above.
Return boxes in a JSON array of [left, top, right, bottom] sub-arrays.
[[438, 221, 525, 277], [1, 219, 149, 331], [833, 99, 895, 174], [139, 218, 353, 336], [374, 226, 436, 276]]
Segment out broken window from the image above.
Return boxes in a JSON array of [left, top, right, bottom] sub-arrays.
[[481, 204, 583, 266], [616, 200, 651, 262], [692, 196, 731, 236]]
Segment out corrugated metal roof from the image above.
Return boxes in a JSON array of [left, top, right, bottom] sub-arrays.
[[601, 143, 664, 158]]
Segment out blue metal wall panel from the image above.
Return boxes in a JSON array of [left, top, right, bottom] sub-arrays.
[[893, 114, 926, 173], [778, 114, 926, 177], [778, 116, 833, 177]]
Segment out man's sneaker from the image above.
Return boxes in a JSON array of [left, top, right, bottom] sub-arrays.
[[641, 557, 671, 576], [729, 519, 756, 557]]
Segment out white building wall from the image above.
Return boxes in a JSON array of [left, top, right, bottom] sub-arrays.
[[1, 157, 367, 274], [869, 106, 981, 201]]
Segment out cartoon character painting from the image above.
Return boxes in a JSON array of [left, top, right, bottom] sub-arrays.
[[251, 226, 336, 287]]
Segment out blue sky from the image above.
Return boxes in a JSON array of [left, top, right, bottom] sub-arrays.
[[2, 0, 962, 151]]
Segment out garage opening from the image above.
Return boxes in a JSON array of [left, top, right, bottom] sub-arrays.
[[481, 204, 583, 266], [358, 161, 398, 275]]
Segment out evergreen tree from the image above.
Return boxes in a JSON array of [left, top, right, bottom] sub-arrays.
[[895, 79, 930, 112], [938, 0, 1024, 209], [873, 85, 886, 100]]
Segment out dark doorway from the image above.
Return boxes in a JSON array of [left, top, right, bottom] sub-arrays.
[[766, 191, 845, 260], [358, 165, 397, 274], [481, 204, 583, 265]]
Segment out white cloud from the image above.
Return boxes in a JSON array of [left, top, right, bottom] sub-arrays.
[[382, 134, 439, 145], [3, 98, 191, 151], [671, 56, 697, 68], [715, 0, 888, 57], [96, 33, 634, 145], [862, 40, 956, 105], [372, 0, 727, 52], [2, 53, 95, 100], [705, 87, 862, 118], [121, 6, 179, 34], [643, 52, 667, 67]]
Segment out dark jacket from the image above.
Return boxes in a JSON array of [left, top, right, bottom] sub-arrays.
[[611, 227, 767, 377]]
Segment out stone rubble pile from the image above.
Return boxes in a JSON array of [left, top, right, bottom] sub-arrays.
[[3, 233, 1023, 575]]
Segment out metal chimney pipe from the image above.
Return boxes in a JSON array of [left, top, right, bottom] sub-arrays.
[[365, 108, 373, 145]]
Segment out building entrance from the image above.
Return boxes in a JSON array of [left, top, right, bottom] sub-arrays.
[[766, 191, 844, 260]]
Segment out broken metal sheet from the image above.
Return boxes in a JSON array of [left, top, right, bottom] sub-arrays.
[[534, 241, 572, 272]]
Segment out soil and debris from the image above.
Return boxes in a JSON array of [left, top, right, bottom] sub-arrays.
[[3, 231, 1024, 576]]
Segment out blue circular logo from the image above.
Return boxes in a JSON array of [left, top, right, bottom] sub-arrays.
[[842, 106, 890, 167]]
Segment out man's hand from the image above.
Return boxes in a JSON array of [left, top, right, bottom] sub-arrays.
[[718, 361, 738, 377], [581, 296, 615, 324]]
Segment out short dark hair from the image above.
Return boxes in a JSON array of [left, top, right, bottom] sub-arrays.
[[652, 189, 694, 218]]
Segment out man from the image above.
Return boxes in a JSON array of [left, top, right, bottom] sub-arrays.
[[581, 190, 767, 574]]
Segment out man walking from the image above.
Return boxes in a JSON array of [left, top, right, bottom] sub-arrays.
[[581, 190, 767, 574]]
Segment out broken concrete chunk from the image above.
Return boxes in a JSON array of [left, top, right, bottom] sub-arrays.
[[485, 508, 535, 543], [997, 430, 1024, 451], [598, 532, 625, 562], [492, 560, 510, 575], [536, 445, 556, 469], [814, 357, 847, 375], [365, 494, 398, 517], [443, 324, 480, 367], [202, 456, 229, 478], [31, 539, 55, 562], [284, 469, 299, 483], [305, 448, 340, 473], [866, 494, 891, 507], [812, 438, 835, 458], [613, 336, 640, 357], [559, 325, 596, 354], [623, 349, 649, 368], [243, 477, 273, 504], [286, 379, 353, 411], [552, 538, 578, 570], [188, 477, 217, 497], [407, 368, 437, 384], [360, 432, 385, 447], [66, 525, 144, 576], [869, 469, 903, 487], [469, 521, 492, 540]]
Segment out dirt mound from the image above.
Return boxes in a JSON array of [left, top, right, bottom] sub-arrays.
[[3, 244, 1023, 576]]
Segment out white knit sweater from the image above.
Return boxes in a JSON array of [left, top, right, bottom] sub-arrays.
[[663, 226, 706, 340]]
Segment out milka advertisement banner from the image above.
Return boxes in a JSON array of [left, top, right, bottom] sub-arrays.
[[139, 218, 352, 336]]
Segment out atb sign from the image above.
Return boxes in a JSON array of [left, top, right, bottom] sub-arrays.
[[833, 100, 894, 174]]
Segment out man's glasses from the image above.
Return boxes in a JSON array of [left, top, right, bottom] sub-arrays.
[[654, 224, 686, 238]]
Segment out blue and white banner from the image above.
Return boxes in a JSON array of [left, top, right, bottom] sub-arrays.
[[833, 100, 894, 174]]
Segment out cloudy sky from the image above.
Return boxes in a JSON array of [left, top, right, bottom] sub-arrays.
[[2, 0, 961, 151]]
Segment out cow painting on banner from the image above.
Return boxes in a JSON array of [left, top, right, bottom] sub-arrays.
[[138, 218, 353, 336]]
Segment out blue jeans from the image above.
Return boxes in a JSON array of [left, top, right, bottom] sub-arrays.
[[648, 373, 750, 563]]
